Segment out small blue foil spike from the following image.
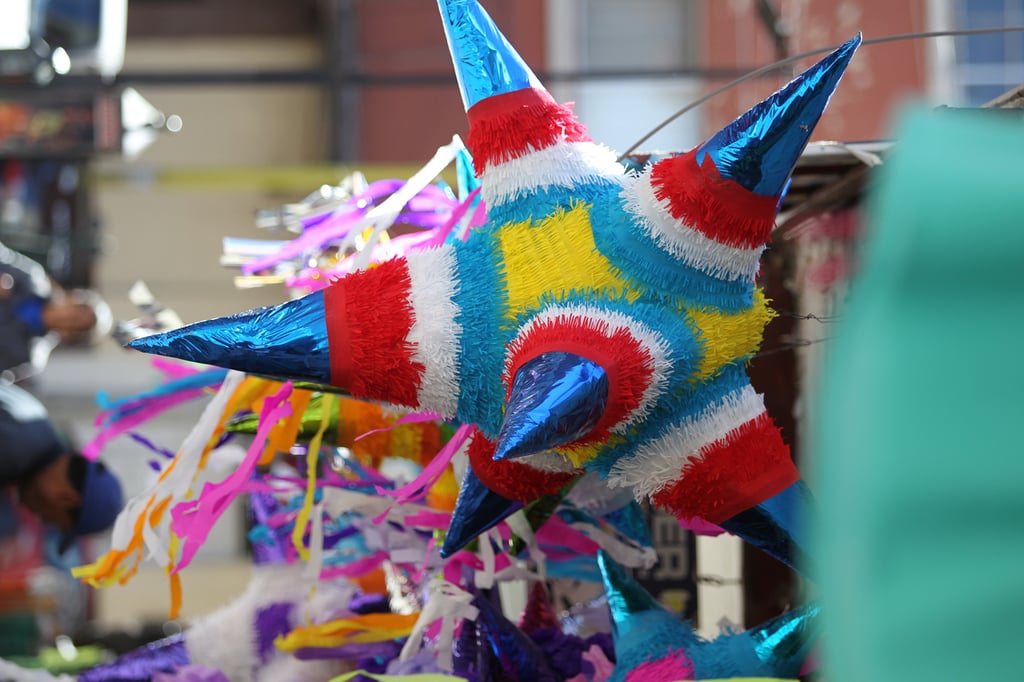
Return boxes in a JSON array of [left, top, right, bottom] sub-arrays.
[[472, 592, 560, 682], [718, 479, 814, 576], [494, 352, 609, 461], [441, 466, 524, 558], [696, 34, 862, 196], [127, 291, 333, 385], [437, 0, 544, 110], [597, 550, 700, 679], [694, 603, 821, 679]]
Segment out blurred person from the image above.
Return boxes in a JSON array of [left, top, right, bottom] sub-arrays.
[[0, 239, 112, 383], [0, 381, 122, 549]]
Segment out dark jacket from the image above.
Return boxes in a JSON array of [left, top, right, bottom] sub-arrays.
[[0, 240, 56, 381], [0, 382, 64, 538], [0, 382, 63, 487]]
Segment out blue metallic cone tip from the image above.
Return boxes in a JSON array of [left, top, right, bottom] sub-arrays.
[[441, 466, 523, 558], [473, 593, 559, 681], [437, 0, 544, 110], [597, 550, 664, 629], [128, 291, 333, 386], [494, 352, 609, 461], [598, 550, 699, 671], [718, 479, 814, 576], [702, 603, 820, 679], [697, 34, 862, 196]]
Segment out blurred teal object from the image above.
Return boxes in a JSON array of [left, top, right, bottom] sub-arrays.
[[814, 105, 1024, 681]]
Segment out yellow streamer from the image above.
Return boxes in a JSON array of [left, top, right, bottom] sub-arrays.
[[276, 612, 420, 652], [292, 393, 335, 561]]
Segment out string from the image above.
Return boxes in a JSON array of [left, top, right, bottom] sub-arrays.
[[619, 25, 1024, 158]]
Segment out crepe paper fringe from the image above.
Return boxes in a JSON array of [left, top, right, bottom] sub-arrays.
[[406, 246, 463, 418], [650, 150, 780, 250], [323, 258, 424, 407], [73, 372, 249, 612], [466, 88, 591, 174], [467, 430, 578, 502], [609, 382, 765, 501], [589, 192, 758, 313], [170, 382, 295, 573], [494, 202, 628, 320], [504, 303, 673, 441], [292, 393, 335, 562], [624, 650, 696, 682], [275, 613, 421, 653], [376, 423, 473, 506], [686, 289, 775, 383], [451, 229, 507, 436], [651, 409, 798, 524], [622, 169, 765, 283], [479, 140, 625, 211]]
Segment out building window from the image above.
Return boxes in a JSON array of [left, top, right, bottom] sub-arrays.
[[954, 0, 1024, 105]]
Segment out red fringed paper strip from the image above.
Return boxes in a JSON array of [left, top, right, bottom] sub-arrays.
[[468, 431, 577, 502], [503, 313, 655, 445], [323, 258, 425, 407], [651, 411, 798, 524], [466, 88, 591, 174], [651, 150, 780, 249]]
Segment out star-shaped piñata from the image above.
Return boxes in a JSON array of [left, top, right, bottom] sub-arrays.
[[130, 0, 860, 568]]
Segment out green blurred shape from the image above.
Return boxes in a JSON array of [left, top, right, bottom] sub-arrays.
[[814, 106, 1024, 681]]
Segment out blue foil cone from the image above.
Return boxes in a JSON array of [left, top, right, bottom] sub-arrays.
[[128, 291, 333, 385], [597, 549, 699, 679], [494, 352, 608, 461], [694, 603, 821, 679], [697, 34, 861, 196], [441, 466, 523, 558], [472, 591, 560, 682], [718, 479, 814, 575], [437, 0, 544, 110]]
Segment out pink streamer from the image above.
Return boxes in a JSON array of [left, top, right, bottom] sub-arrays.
[[353, 411, 445, 441], [318, 551, 389, 579], [82, 388, 209, 460], [536, 516, 602, 556], [151, 357, 204, 380], [374, 424, 473, 505], [403, 510, 452, 531], [170, 382, 294, 572]]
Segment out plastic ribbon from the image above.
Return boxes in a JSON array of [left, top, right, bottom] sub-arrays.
[[74, 371, 247, 589], [349, 136, 467, 273], [275, 612, 421, 653], [293, 393, 336, 561], [376, 424, 473, 506], [400, 579, 479, 672], [354, 411, 446, 441], [327, 672, 466, 682]]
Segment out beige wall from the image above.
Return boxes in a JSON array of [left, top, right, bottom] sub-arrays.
[[93, 36, 329, 324]]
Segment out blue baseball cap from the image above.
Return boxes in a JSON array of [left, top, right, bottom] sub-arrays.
[[60, 453, 124, 553]]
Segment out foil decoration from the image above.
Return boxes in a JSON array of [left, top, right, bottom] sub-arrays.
[[494, 352, 609, 461], [437, 0, 543, 109]]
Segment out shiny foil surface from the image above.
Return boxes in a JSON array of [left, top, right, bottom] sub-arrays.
[[719, 478, 813, 574], [437, 0, 542, 109], [697, 35, 861, 196], [441, 467, 523, 557], [494, 352, 609, 461], [129, 291, 333, 384], [747, 603, 821, 677]]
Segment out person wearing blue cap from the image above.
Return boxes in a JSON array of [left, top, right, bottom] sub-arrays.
[[0, 381, 123, 550]]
